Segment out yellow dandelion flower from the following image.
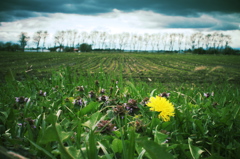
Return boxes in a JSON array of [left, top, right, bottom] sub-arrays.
[[147, 96, 175, 122]]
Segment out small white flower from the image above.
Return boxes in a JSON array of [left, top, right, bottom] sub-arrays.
[[15, 97, 19, 102], [24, 98, 30, 102]]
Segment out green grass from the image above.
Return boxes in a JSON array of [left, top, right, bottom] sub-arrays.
[[0, 51, 240, 158]]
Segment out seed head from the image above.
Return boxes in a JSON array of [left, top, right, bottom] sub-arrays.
[[15, 96, 29, 104], [204, 92, 214, 98], [159, 92, 170, 98], [95, 80, 99, 86], [113, 105, 127, 117], [76, 86, 84, 92], [100, 88, 106, 94], [96, 120, 116, 134], [140, 97, 149, 106], [98, 95, 109, 102], [39, 90, 47, 96], [124, 99, 139, 115], [88, 91, 96, 99]]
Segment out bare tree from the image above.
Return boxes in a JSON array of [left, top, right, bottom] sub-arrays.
[[78, 31, 88, 45], [123, 32, 130, 50], [217, 33, 224, 50], [149, 34, 157, 52], [169, 33, 176, 51], [19, 32, 30, 52], [143, 33, 150, 51], [224, 35, 231, 48], [137, 35, 143, 51], [177, 33, 184, 52], [89, 31, 99, 49], [33, 31, 42, 52], [196, 32, 203, 49], [65, 30, 72, 47], [204, 34, 211, 50], [162, 33, 168, 51], [184, 35, 191, 51], [118, 32, 129, 51], [108, 34, 118, 50], [42, 31, 48, 52], [129, 33, 138, 52], [190, 33, 198, 50], [72, 30, 78, 48], [212, 32, 219, 49], [155, 33, 162, 52], [99, 31, 108, 49], [54, 31, 65, 51]]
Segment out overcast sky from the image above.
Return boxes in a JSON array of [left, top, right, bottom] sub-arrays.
[[0, 0, 239, 48]]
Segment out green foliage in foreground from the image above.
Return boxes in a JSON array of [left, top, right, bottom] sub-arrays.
[[0, 66, 240, 159]]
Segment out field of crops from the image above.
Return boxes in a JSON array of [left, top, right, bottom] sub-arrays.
[[1, 52, 240, 85], [0, 51, 240, 158]]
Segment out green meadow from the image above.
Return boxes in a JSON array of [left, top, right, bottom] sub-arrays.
[[0, 51, 240, 158]]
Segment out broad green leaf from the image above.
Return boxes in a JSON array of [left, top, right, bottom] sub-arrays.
[[55, 123, 73, 142], [136, 138, 174, 159], [111, 139, 123, 153], [46, 114, 58, 124], [78, 101, 100, 117], [188, 138, 204, 159], [82, 111, 107, 130], [82, 111, 101, 129], [65, 146, 81, 159], [154, 130, 168, 144], [40, 124, 58, 144], [40, 123, 72, 144]]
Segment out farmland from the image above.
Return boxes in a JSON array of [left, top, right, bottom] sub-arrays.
[[0, 51, 240, 158], [1, 52, 240, 85]]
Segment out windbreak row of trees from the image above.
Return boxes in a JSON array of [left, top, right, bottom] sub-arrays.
[[53, 30, 233, 52], [0, 30, 237, 54]]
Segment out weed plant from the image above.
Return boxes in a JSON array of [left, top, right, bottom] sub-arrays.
[[0, 65, 240, 159]]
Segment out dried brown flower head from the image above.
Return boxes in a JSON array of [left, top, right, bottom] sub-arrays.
[[113, 105, 127, 117], [96, 120, 116, 134]]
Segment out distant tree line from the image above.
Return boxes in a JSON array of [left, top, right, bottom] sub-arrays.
[[0, 30, 238, 54], [0, 41, 21, 52]]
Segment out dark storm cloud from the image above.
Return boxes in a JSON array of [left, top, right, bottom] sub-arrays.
[[0, 0, 111, 22], [0, 0, 239, 31], [100, 0, 240, 16], [164, 13, 240, 30], [0, 10, 41, 22], [1, 0, 240, 21]]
